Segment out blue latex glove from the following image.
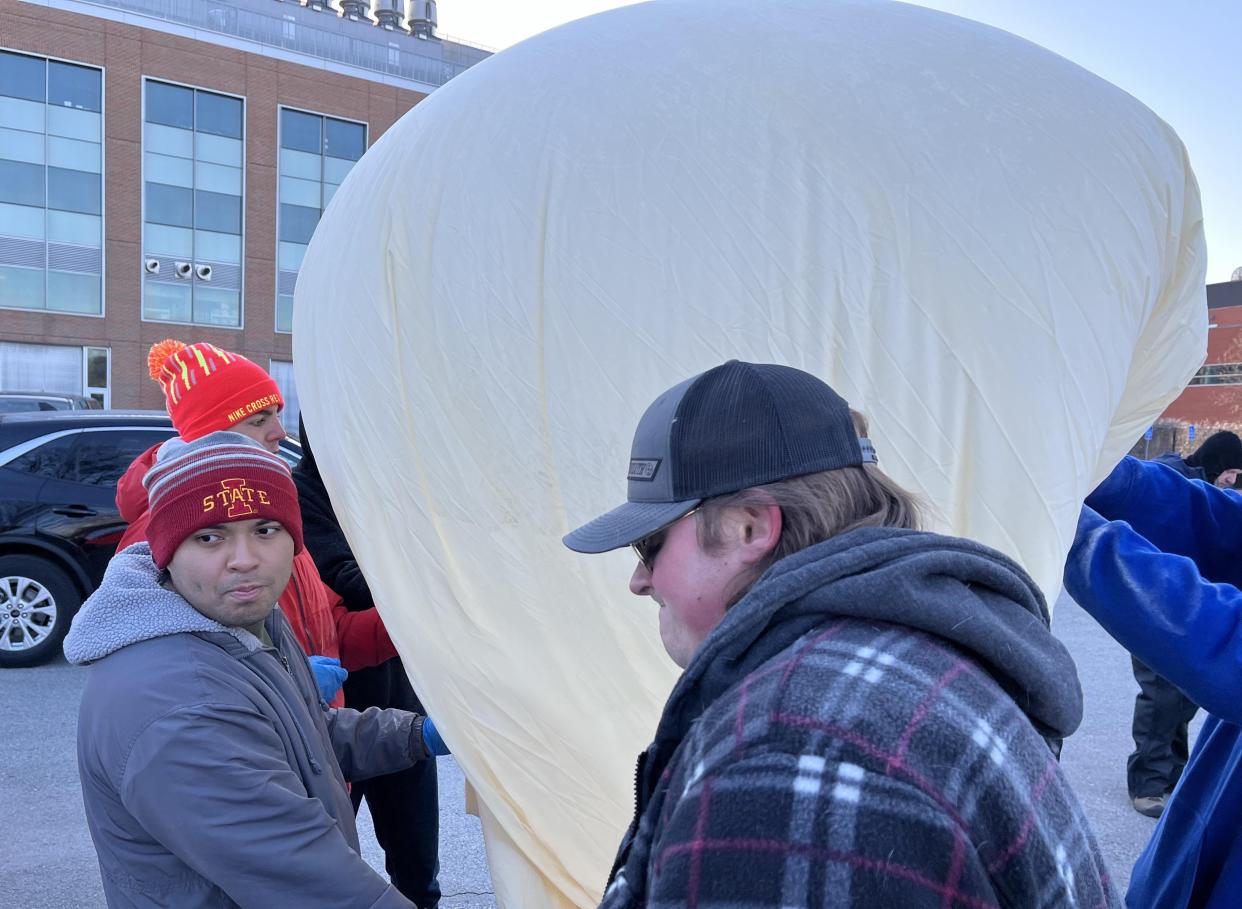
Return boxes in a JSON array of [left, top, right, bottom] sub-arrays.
[[308, 655, 348, 703], [422, 716, 450, 757]]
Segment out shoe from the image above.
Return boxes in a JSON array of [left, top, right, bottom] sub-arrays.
[[1132, 795, 1167, 818]]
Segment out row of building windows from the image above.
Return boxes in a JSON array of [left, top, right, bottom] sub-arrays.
[[276, 108, 365, 332], [1188, 363, 1242, 386], [0, 49, 367, 334], [142, 80, 246, 327], [0, 50, 103, 315]]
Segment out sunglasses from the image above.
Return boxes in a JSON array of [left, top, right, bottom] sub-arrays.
[[631, 508, 699, 572]]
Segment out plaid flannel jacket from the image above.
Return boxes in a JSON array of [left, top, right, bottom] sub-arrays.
[[601, 530, 1118, 909]]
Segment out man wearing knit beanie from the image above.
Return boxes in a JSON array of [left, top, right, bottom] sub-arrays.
[[65, 432, 447, 909], [142, 432, 305, 572], [146, 338, 286, 444], [114, 339, 399, 717], [1185, 430, 1242, 489]]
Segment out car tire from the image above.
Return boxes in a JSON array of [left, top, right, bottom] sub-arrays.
[[0, 555, 81, 668]]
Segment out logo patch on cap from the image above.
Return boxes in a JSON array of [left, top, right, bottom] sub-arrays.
[[628, 459, 661, 481]]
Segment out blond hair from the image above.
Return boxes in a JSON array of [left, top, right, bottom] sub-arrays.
[[696, 410, 922, 606]]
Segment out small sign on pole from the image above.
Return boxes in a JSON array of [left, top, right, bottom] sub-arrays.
[[1190, 424, 1196, 442], [1145, 427, 1153, 441]]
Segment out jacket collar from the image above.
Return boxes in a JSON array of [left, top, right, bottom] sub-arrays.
[[653, 526, 1081, 750], [63, 544, 264, 665]]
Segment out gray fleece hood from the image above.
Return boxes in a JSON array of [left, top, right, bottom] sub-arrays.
[[658, 526, 1083, 748], [63, 543, 260, 665]]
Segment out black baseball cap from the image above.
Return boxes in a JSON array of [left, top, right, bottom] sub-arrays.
[[563, 360, 877, 553]]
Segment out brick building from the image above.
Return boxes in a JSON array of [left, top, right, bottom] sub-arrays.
[[0, 0, 488, 427], [1137, 279, 1242, 456]]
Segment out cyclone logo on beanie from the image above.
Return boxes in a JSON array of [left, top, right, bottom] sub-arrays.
[[148, 339, 284, 442]]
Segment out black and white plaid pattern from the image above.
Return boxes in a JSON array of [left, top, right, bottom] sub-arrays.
[[600, 529, 1119, 909], [603, 623, 1117, 908]]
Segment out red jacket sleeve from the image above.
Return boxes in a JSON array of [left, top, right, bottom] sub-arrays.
[[114, 443, 160, 550], [329, 587, 398, 671], [116, 443, 159, 521]]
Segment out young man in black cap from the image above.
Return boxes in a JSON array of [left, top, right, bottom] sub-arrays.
[[564, 360, 1116, 909]]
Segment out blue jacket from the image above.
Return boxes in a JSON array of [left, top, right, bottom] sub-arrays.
[[1065, 456, 1242, 909], [64, 545, 427, 909]]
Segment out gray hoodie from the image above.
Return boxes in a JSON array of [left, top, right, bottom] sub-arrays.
[[601, 526, 1116, 908], [65, 544, 424, 909]]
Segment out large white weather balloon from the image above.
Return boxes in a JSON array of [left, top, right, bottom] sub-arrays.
[[294, 0, 1206, 905]]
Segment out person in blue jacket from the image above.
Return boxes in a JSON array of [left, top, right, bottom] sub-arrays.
[[1065, 454, 1242, 909], [1125, 431, 1242, 818]]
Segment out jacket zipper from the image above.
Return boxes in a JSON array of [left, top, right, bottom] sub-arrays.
[[262, 624, 323, 775], [605, 749, 648, 892]]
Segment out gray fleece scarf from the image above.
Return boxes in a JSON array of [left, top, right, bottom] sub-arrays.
[[655, 526, 1083, 752], [63, 543, 262, 665]]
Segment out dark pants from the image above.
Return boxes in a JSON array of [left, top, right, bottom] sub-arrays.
[[1128, 656, 1199, 799], [346, 658, 441, 908]]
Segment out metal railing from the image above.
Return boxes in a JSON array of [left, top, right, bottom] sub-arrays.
[[68, 0, 491, 88]]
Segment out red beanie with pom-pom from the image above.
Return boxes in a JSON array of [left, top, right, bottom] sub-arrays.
[[147, 339, 283, 442]]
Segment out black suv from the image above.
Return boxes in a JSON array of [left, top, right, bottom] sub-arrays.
[[0, 411, 301, 667]]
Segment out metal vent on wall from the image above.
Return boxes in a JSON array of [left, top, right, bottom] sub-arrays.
[[277, 269, 299, 297], [48, 244, 103, 274], [142, 257, 241, 290], [0, 236, 46, 270]]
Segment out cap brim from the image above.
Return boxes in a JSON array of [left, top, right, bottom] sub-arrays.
[[563, 498, 701, 554]]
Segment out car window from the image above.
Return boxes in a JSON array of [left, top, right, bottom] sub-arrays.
[[0, 399, 53, 413], [5, 435, 77, 478], [69, 430, 177, 487]]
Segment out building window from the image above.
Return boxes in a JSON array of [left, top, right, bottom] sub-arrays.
[[0, 51, 103, 316], [269, 359, 301, 433], [1189, 363, 1242, 386], [0, 340, 110, 405], [84, 345, 110, 405], [276, 108, 366, 333], [142, 79, 244, 328]]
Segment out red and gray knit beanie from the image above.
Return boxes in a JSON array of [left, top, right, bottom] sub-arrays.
[[147, 339, 283, 442], [143, 432, 304, 568]]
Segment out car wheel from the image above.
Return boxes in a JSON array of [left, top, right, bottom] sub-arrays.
[[0, 556, 81, 668]]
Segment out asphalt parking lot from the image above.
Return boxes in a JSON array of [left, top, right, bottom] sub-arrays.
[[0, 591, 1187, 906]]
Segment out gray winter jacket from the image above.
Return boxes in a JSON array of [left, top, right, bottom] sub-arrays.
[[64, 544, 428, 909]]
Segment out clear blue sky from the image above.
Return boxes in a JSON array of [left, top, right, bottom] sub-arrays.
[[437, 1, 1239, 283]]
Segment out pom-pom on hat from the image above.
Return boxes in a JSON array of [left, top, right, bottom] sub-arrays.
[[147, 339, 283, 442], [143, 431, 304, 569]]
